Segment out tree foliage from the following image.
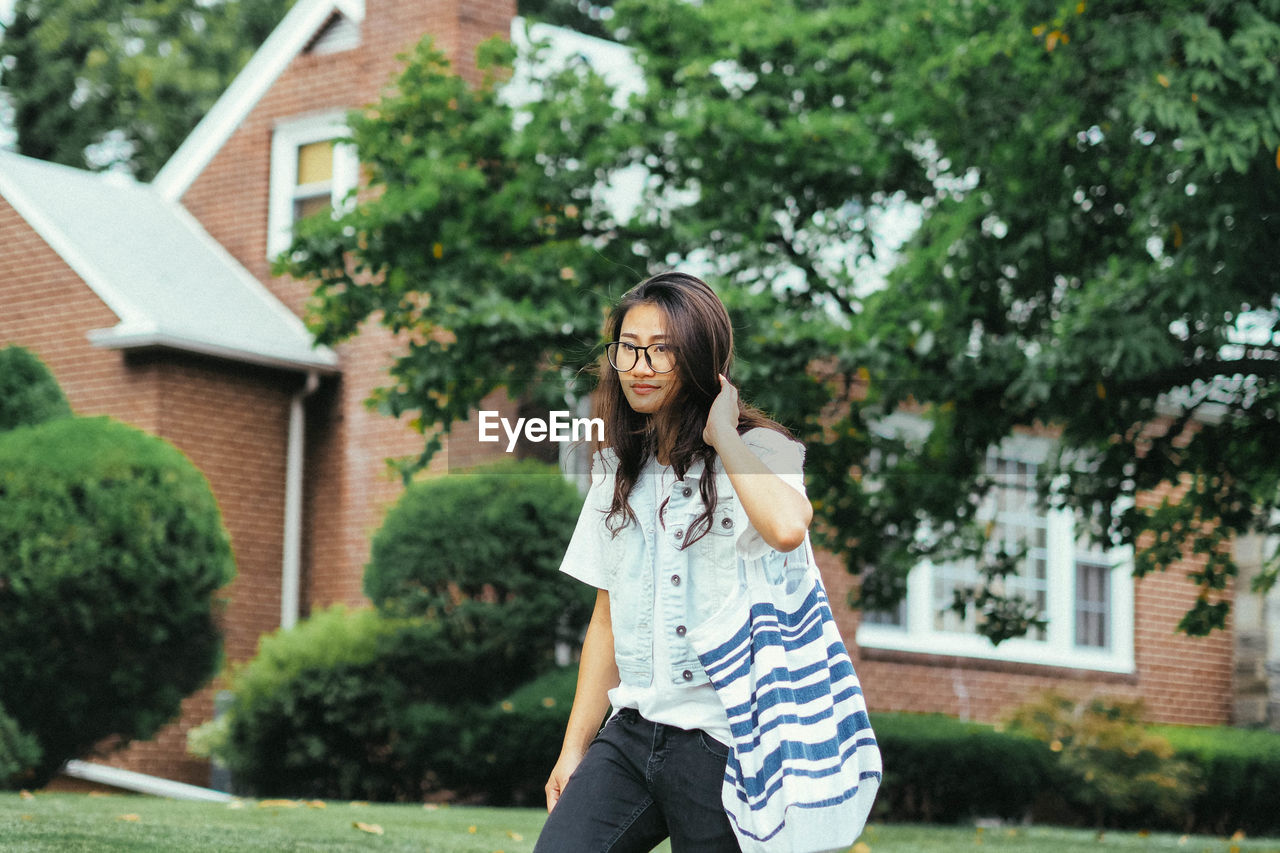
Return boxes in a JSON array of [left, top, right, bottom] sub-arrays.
[[0, 0, 292, 179], [282, 0, 1280, 641], [280, 35, 649, 475], [822, 0, 1280, 637]]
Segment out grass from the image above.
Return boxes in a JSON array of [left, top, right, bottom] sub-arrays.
[[3, 793, 1280, 852]]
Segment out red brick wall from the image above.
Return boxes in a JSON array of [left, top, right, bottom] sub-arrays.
[[181, 0, 518, 614], [0, 198, 158, 429], [110, 355, 303, 782]]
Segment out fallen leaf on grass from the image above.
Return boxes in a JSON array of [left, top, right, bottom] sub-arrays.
[[507, 831, 524, 841], [118, 814, 141, 822], [258, 799, 299, 809], [852, 843, 871, 853], [18, 791, 34, 800], [353, 822, 384, 835], [468, 825, 478, 834], [306, 800, 326, 809]]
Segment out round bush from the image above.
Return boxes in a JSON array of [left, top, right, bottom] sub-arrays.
[[0, 345, 72, 433], [0, 416, 235, 786], [365, 459, 592, 696]]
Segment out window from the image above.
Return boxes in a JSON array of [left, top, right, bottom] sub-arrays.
[[856, 434, 1135, 673], [267, 113, 359, 258]]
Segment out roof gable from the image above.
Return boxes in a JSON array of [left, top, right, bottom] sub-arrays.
[[0, 150, 337, 373], [152, 0, 365, 201]]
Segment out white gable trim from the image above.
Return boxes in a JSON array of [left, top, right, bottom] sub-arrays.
[[0, 168, 149, 333], [0, 154, 337, 373], [152, 0, 365, 201], [164, 192, 339, 370]]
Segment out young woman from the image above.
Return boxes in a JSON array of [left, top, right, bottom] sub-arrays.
[[534, 271, 816, 852]]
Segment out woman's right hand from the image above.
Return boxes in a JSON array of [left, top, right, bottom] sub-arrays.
[[544, 747, 585, 812], [544, 590, 618, 812]]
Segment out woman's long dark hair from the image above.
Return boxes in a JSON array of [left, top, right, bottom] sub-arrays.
[[592, 271, 790, 546]]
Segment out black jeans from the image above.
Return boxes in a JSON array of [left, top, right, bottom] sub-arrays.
[[534, 708, 741, 853]]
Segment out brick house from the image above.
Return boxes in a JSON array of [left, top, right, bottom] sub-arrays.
[[1, 0, 1275, 789]]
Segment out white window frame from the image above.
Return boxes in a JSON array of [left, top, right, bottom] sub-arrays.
[[855, 431, 1136, 674], [267, 112, 359, 259]]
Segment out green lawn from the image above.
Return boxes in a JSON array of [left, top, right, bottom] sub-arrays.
[[3, 793, 1279, 853]]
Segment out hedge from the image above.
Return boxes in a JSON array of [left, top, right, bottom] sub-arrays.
[[1156, 724, 1280, 836], [870, 711, 1280, 835], [870, 712, 1056, 824]]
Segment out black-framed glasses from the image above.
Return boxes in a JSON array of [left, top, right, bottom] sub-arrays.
[[605, 341, 677, 373]]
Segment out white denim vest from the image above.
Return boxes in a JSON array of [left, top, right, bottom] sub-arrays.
[[591, 444, 810, 691]]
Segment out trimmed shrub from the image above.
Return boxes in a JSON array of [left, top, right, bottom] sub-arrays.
[[0, 416, 235, 786], [0, 345, 72, 433], [1156, 724, 1280, 836], [215, 462, 595, 801], [461, 665, 578, 805], [0, 702, 41, 789], [364, 459, 593, 698], [870, 712, 1055, 823], [1006, 691, 1200, 829], [215, 606, 412, 799]]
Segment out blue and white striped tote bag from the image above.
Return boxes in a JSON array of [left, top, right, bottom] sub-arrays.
[[690, 542, 881, 853]]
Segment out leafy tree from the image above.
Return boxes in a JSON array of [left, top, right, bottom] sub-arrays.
[[0, 416, 235, 786], [518, 0, 617, 41], [812, 0, 1280, 637], [0, 0, 292, 179], [0, 345, 72, 432], [281, 35, 650, 475], [282, 0, 1280, 641]]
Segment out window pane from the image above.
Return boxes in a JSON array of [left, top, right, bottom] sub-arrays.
[[863, 598, 906, 628], [294, 194, 331, 221], [296, 140, 335, 186], [1075, 560, 1110, 648]]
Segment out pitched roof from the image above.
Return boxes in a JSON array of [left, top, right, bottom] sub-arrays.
[[0, 150, 337, 373], [153, 0, 365, 201]]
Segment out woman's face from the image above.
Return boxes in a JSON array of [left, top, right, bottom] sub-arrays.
[[616, 302, 680, 415]]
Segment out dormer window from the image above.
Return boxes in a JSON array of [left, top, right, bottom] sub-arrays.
[[267, 112, 358, 258]]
